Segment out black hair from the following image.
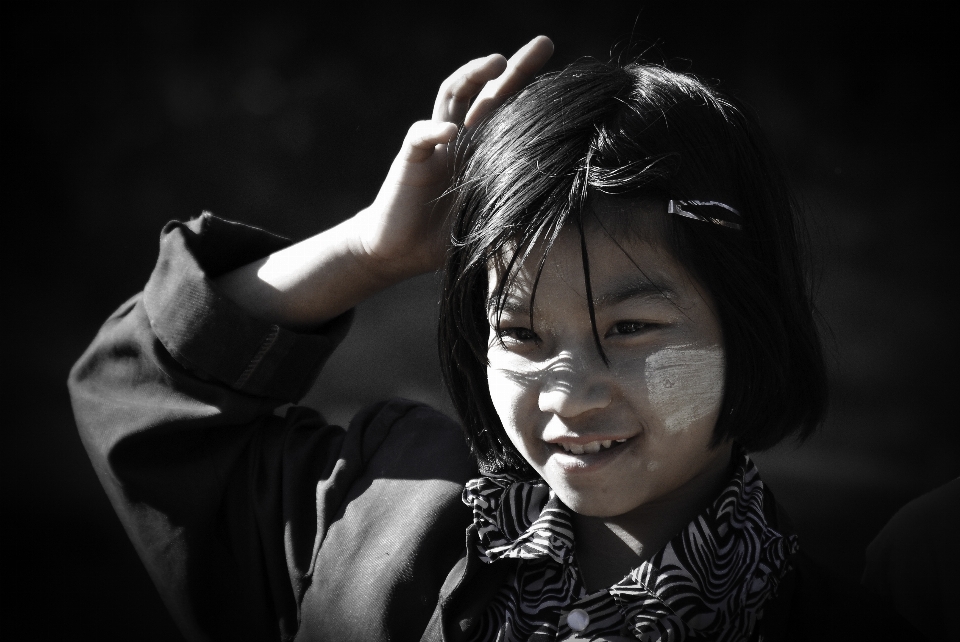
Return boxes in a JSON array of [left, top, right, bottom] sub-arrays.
[[439, 60, 827, 477]]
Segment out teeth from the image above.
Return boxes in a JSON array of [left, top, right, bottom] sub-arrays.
[[559, 439, 623, 455]]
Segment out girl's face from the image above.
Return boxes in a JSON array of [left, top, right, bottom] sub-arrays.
[[486, 201, 730, 517]]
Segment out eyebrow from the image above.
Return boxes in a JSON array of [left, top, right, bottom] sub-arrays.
[[593, 279, 676, 309], [486, 278, 675, 317], [486, 295, 527, 316]]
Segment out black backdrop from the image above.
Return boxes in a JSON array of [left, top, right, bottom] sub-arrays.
[[5, 3, 957, 639]]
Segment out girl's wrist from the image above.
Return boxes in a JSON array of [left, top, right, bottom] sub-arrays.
[[344, 208, 435, 286]]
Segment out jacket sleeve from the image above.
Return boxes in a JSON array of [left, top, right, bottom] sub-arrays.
[[67, 213, 410, 641]]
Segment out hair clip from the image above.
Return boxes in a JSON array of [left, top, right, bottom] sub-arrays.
[[668, 200, 743, 230]]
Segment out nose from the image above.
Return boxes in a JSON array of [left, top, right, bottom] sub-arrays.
[[537, 351, 613, 418]]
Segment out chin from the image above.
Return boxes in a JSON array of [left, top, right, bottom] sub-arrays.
[[552, 485, 635, 518]]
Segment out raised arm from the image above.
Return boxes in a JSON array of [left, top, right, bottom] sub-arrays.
[[69, 37, 553, 641], [213, 36, 554, 330]]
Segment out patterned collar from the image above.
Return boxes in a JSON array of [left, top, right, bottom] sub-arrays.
[[461, 453, 798, 642]]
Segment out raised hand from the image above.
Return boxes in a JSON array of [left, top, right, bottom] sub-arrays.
[[214, 37, 553, 328], [352, 36, 555, 281]]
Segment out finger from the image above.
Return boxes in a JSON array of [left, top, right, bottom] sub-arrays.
[[464, 35, 554, 128], [432, 54, 508, 124], [400, 120, 459, 163]]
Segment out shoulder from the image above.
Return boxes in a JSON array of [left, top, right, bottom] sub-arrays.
[[866, 476, 960, 557], [348, 397, 477, 483], [298, 399, 478, 637], [756, 489, 930, 641], [759, 548, 930, 641], [861, 477, 960, 641]]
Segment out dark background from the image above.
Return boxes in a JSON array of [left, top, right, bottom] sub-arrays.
[[5, 3, 956, 639]]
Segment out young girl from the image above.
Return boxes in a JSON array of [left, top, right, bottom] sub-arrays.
[[69, 36, 915, 641]]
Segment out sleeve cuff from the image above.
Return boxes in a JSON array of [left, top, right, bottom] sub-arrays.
[[142, 212, 352, 402]]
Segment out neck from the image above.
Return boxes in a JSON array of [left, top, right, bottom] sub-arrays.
[[573, 442, 734, 591]]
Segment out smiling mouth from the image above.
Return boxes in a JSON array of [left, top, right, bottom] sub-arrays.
[[558, 438, 628, 455]]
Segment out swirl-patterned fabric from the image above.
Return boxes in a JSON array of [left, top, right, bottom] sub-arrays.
[[462, 454, 798, 642]]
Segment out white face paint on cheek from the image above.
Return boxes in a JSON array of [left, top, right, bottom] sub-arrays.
[[645, 346, 725, 434]]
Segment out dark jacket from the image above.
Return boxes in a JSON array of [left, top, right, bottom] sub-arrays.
[[69, 214, 923, 641]]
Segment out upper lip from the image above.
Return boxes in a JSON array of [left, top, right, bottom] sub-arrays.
[[543, 434, 633, 446]]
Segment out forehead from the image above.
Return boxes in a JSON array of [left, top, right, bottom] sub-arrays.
[[486, 198, 691, 308]]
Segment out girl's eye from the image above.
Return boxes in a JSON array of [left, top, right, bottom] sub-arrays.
[[497, 327, 539, 344], [607, 321, 650, 337]]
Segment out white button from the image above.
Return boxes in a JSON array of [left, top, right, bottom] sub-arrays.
[[567, 608, 590, 632]]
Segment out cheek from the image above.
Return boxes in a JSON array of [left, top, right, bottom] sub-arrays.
[[487, 364, 552, 469], [486, 361, 540, 443], [644, 346, 725, 435], [486, 367, 521, 424]]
